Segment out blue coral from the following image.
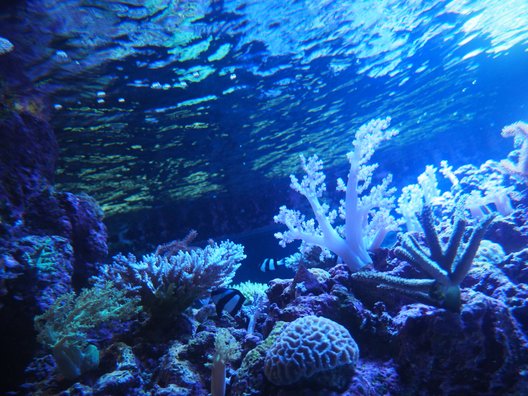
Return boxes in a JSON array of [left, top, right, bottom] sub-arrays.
[[94, 240, 245, 315]]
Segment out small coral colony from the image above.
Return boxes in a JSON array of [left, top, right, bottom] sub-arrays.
[[20, 119, 528, 393]]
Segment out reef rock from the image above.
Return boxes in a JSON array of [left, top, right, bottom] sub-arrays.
[[394, 291, 528, 395]]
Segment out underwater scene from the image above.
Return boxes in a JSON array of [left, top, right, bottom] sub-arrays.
[[1, 0, 528, 395]]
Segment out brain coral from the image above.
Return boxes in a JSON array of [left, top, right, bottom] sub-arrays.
[[264, 315, 359, 390]]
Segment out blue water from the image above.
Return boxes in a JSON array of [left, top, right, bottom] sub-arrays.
[[1, 0, 528, 394], [2, 0, 527, 271], [1, 1, 526, 206]]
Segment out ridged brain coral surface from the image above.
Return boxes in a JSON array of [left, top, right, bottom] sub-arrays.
[[264, 315, 359, 387]]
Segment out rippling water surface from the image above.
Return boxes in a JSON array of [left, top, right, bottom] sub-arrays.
[[2, 0, 527, 223]]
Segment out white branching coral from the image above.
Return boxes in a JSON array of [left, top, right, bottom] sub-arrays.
[[500, 121, 528, 179], [397, 165, 441, 232], [274, 117, 399, 271], [440, 160, 459, 186]]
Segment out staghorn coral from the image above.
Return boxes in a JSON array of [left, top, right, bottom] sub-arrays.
[[274, 118, 399, 271], [352, 204, 494, 311]]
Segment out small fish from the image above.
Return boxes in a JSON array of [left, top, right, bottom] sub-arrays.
[[0, 37, 14, 55], [259, 258, 285, 272], [211, 288, 245, 317]]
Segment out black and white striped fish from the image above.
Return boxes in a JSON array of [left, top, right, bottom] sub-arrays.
[[211, 287, 246, 317], [259, 258, 285, 272]]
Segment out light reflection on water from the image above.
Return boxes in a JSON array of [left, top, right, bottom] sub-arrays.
[[0, 0, 527, 216]]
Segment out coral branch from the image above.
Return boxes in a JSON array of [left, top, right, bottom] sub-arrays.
[[275, 118, 399, 271]]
